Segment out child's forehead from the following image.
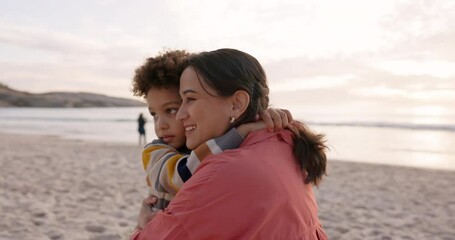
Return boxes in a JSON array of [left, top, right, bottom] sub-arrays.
[[146, 87, 182, 107], [147, 86, 180, 96], [150, 84, 179, 91]]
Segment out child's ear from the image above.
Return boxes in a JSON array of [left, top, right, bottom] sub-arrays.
[[231, 90, 250, 118]]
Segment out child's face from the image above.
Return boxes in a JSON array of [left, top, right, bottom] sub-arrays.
[[146, 87, 186, 149]]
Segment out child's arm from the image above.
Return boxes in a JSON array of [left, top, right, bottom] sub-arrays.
[[142, 127, 244, 197]]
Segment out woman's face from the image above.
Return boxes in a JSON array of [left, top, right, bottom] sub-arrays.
[[177, 67, 233, 149]]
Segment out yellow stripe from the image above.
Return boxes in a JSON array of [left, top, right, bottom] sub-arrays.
[[146, 176, 151, 187], [165, 155, 182, 191], [142, 145, 167, 170]]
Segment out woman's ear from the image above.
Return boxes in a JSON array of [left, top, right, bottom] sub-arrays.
[[231, 90, 250, 118]]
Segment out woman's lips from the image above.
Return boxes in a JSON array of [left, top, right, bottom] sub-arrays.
[[184, 125, 196, 135]]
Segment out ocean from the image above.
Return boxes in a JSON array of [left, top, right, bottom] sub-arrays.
[[1, 107, 454, 171]]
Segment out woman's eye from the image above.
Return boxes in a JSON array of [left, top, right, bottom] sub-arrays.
[[150, 112, 157, 118], [185, 97, 195, 103]]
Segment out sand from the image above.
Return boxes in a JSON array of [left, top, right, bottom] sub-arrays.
[[0, 133, 454, 240], [315, 161, 455, 239]]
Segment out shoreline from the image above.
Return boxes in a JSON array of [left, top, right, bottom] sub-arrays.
[[1, 132, 454, 239]]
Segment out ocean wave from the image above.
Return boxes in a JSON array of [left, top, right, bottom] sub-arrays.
[[308, 121, 455, 132], [0, 116, 135, 122], [2, 116, 454, 132]]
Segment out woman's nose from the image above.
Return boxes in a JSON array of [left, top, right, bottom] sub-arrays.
[[176, 106, 187, 121]]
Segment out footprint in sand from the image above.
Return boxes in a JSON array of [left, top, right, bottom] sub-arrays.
[[32, 211, 47, 226], [45, 229, 64, 240], [89, 234, 121, 240], [85, 225, 106, 233], [33, 212, 47, 218], [118, 221, 129, 227]]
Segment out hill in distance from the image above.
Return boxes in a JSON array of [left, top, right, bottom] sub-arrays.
[[0, 83, 146, 108]]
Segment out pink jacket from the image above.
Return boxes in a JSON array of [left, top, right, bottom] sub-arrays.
[[132, 129, 327, 240]]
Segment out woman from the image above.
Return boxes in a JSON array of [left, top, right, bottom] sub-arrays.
[[132, 48, 328, 240]]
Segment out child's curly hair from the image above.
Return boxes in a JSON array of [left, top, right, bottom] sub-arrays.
[[132, 50, 192, 97]]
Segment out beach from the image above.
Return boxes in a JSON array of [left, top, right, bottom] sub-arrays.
[[1, 133, 454, 240]]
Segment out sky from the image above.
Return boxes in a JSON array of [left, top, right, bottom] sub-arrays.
[[0, 0, 454, 121]]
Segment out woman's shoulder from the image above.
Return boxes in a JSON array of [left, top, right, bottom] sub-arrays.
[[200, 129, 293, 163], [241, 129, 294, 147]]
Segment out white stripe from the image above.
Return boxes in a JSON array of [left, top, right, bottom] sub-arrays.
[[145, 147, 169, 172], [207, 139, 222, 154], [172, 172, 184, 190], [186, 152, 201, 174]]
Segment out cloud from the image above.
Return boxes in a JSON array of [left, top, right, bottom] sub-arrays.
[[372, 60, 455, 78], [1, 0, 454, 104], [0, 60, 132, 96], [0, 20, 153, 98], [264, 56, 380, 87], [378, 0, 455, 61], [270, 75, 355, 92], [158, 0, 404, 60], [264, 53, 454, 109], [0, 20, 153, 60], [0, 21, 105, 54]]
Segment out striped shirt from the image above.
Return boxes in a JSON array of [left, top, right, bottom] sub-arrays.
[[142, 128, 243, 210]]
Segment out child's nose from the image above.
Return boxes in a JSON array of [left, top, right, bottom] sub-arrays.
[[156, 117, 168, 129]]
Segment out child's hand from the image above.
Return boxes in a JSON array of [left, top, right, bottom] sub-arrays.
[[237, 108, 299, 138], [136, 196, 159, 230], [237, 121, 266, 138], [258, 108, 299, 136], [258, 108, 293, 132]]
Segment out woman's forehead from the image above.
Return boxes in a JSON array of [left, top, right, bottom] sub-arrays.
[[180, 67, 217, 96]]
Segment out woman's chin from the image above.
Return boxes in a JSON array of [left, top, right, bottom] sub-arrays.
[[186, 139, 204, 150], [186, 141, 197, 150]]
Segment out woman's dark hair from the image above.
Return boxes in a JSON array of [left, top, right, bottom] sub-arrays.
[[292, 121, 327, 186], [187, 48, 327, 186], [187, 48, 269, 125]]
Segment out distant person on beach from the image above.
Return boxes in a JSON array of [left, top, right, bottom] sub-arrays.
[[131, 49, 328, 239], [131, 50, 294, 211], [137, 113, 147, 145]]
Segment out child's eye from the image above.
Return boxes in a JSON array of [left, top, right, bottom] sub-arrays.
[[149, 112, 157, 118], [167, 108, 178, 115]]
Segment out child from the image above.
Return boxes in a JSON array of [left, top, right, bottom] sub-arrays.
[[132, 50, 291, 210]]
